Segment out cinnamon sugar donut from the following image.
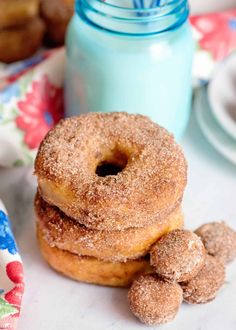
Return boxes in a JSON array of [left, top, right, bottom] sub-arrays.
[[35, 192, 184, 262], [0, 18, 45, 63], [0, 0, 40, 29], [37, 227, 151, 287], [181, 255, 225, 304], [128, 274, 183, 325], [35, 113, 187, 231], [195, 222, 236, 264], [150, 229, 206, 282]]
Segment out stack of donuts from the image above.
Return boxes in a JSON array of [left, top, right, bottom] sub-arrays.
[[0, 0, 74, 63], [34, 112, 187, 287], [0, 0, 45, 63]]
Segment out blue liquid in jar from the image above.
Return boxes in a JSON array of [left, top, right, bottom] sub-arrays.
[[65, 0, 194, 140]]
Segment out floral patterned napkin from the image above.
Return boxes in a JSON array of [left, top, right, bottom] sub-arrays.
[[0, 48, 64, 329], [0, 48, 65, 167], [0, 200, 24, 330]]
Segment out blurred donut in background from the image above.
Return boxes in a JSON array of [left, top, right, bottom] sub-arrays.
[[0, 0, 74, 63], [40, 0, 74, 46], [0, 0, 40, 29], [0, 18, 45, 64]]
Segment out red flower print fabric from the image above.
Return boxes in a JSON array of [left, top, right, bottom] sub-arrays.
[[190, 10, 236, 61], [15, 75, 64, 149]]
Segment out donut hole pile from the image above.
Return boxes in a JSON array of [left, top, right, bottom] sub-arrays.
[[128, 223, 236, 326], [34, 112, 187, 287]]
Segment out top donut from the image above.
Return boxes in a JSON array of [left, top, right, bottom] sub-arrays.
[[35, 112, 187, 230]]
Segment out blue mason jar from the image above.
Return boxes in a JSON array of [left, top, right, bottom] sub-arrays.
[[65, 0, 194, 139]]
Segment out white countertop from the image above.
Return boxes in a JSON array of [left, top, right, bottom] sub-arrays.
[[0, 111, 236, 330]]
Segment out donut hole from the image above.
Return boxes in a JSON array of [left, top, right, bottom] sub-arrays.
[[96, 163, 124, 177], [95, 150, 128, 177]]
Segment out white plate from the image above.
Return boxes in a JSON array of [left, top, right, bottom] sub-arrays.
[[195, 87, 236, 165], [208, 53, 236, 140]]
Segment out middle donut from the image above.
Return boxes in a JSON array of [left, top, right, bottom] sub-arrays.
[[35, 192, 184, 262]]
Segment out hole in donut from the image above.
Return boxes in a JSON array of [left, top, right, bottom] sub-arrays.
[[96, 163, 124, 176], [95, 150, 128, 177]]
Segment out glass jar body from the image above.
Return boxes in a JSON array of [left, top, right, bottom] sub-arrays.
[[65, 10, 194, 139]]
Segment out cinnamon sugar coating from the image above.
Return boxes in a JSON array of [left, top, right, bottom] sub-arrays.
[[181, 255, 225, 304], [195, 222, 236, 264], [35, 192, 184, 262], [128, 274, 183, 325], [150, 229, 206, 282], [35, 112, 187, 230]]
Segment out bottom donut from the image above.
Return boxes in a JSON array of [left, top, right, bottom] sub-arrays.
[[37, 227, 152, 287]]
